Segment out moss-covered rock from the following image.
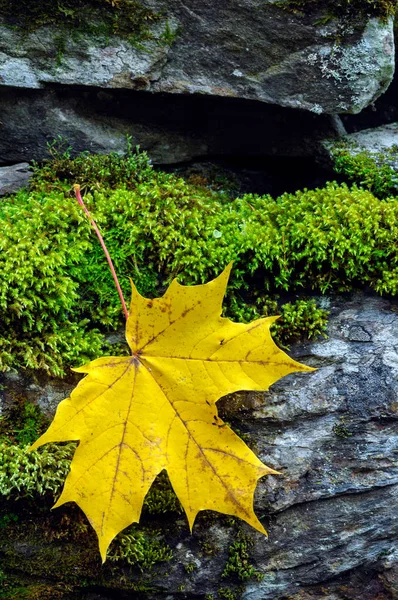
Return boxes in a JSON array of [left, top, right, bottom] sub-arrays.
[[1, 143, 398, 595], [0, 147, 331, 375], [325, 128, 398, 199], [0, 0, 161, 39], [4, 146, 398, 375]]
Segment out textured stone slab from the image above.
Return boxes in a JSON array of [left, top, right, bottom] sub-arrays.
[[0, 3, 394, 115]]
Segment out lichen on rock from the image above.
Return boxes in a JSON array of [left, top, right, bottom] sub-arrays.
[[0, 0, 394, 114]]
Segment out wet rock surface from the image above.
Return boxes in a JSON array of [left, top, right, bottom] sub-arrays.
[[0, 162, 31, 196], [0, 293, 397, 598]]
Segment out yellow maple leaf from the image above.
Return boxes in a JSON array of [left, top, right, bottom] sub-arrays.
[[31, 264, 312, 561]]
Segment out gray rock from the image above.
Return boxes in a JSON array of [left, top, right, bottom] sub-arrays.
[[0, 4, 394, 115], [0, 18, 177, 90], [381, 553, 398, 598], [0, 162, 31, 195], [0, 293, 397, 598], [0, 86, 207, 164], [0, 3, 394, 166]]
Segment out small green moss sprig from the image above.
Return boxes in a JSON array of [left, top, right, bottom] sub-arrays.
[[30, 138, 154, 195], [107, 526, 173, 571], [225, 295, 328, 348], [0, 442, 75, 498], [143, 471, 182, 515], [217, 589, 239, 600], [274, 299, 329, 346], [222, 530, 263, 582]]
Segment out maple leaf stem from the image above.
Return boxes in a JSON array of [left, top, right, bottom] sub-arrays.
[[74, 185, 129, 321]]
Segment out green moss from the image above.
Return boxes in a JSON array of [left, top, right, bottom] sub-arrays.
[[179, 163, 242, 199], [226, 295, 329, 349], [0, 434, 222, 583], [222, 530, 263, 582], [0, 499, 166, 594], [0, 569, 29, 600], [0, 183, 105, 376], [0, 145, 336, 377], [218, 588, 238, 600], [184, 562, 197, 574], [332, 416, 353, 438], [200, 537, 221, 557], [235, 183, 398, 296], [333, 422, 353, 438], [0, 579, 68, 600], [0, 0, 161, 41], [0, 437, 180, 519], [275, 0, 397, 20], [5, 144, 398, 378], [30, 137, 155, 194], [143, 471, 182, 515], [330, 141, 398, 199], [1, 149, 398, 372], [0, 442, 75, 498], [275, 300, 329, 347], [0, 513, 19, 529], [107, 525, 173, 571], [0, 493, 171, 593]]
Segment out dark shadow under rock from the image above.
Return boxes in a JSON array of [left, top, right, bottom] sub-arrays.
[[0, 86, 341, 166]]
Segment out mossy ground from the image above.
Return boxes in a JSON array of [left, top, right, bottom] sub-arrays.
[[0, 143, 333, 376], [2, 142, 398, 376], [0, 443, 178, 598], [0, 501, 170, 599]]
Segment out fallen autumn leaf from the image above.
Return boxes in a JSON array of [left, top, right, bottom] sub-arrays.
[[31, 264, 312, 561]]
